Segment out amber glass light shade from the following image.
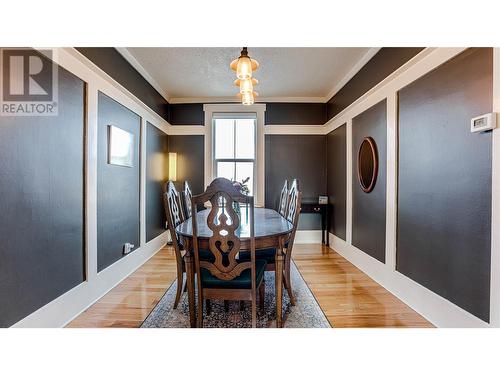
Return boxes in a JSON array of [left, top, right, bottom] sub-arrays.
[[237, 56, 252, 79], [241, 91, 255, 105], [239, 78, 253, 93], [230, 48, 259, 78]]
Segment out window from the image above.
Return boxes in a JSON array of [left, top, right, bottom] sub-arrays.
[[213, 114, 256, 196]]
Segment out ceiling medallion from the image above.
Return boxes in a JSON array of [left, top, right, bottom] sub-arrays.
[[230, 47, 259, 105]]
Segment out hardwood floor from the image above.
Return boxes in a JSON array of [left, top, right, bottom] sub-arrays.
[[293, 244, 433, 327], [66, 248, 177, 328], [67, 243, 433, 328]]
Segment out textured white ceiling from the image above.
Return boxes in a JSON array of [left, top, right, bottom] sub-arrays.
[[124, 47, 373, 101]]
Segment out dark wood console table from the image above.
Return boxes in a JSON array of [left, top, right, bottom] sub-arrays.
[[300, 199, 329, 246]]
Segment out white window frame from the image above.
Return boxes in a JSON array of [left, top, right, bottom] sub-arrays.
[[212, 113, 257, 197], [203, 103, 266, 207]]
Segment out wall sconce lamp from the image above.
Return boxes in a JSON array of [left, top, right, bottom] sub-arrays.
[[168, 152, 177, 181]]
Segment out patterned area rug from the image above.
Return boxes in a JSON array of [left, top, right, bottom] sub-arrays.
[[141, 261, 330, 328]]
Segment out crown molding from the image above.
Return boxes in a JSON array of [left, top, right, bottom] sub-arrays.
[[115, 47, 171, 102], [323, 47, 381, 102], [169, 96, 326, 104], [203, 103, 267, 112]]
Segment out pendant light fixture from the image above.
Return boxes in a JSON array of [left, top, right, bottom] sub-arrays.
[[230, 47, 259, 79], [231, 47, 260, 105], [238, 91, 258, 105], [234, 77, 258, 94]]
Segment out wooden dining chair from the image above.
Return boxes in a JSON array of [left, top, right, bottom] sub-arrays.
[[182, 180, 193, 219], [163, 181, 186, 309], [278, 180, 288, 217], [282, 179, 302, 305], [191, 178, 266, 328], [239, 178, 302, 305]]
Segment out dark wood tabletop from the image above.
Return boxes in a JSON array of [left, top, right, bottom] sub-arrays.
[[176, 207, 293, 239]]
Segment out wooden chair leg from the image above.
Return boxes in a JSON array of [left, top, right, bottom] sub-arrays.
[[284, 253, 296, 306], [206, 299, 212, 315], [224, 300, 229, 312], [251, 293, 257, 328], [197, 290, 204, 328], [259, 282, 265, 310], [173, 265, 184, 309]]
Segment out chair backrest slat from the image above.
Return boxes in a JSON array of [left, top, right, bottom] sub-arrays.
[[182, 181, 193, 219], [286, 179, 301, 224], [278, 180, 288, 217], [285, 178, 302, 251], [163, 181, 184, 253], [191, 178, 255, 282]]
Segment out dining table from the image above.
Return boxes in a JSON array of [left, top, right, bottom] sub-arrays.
[[175, 207, 294, 328]]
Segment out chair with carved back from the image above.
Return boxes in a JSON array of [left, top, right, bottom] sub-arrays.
[[163, 181, 186, 309], [278, 180, 288, 217], [191, 178, 266, 328], [239, 178, 301, 305], [182, 180, 193, 220], [282, 179, 302, 305]]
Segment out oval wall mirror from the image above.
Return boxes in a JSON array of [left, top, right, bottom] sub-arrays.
[[357, 137, 378, 193]]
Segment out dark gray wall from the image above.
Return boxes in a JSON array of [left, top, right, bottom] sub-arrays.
[[327, 48, 424, 120], [397, 48, 492, 322], [0, 58, 85, 327], [168, 103, 327, 126], [97, 92, 141, 272], [76, 48, 169, 120], [352, 100, 387, 263], [327, 124, 347, 240], [265, 103, 326, 125], [265, 135, 327, 230], [168, 103, 204, 125], [168, 135, 205, 195], [146, 122, 169, 242]]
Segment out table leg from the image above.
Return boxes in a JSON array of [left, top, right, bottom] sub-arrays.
[[275, 237, 284, 328], [321, 207, 326, 245], [325, 207, 329, 246], [184, 239, 196, 328]]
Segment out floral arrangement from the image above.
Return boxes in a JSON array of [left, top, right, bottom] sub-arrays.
[[232, 177, 250, 195]]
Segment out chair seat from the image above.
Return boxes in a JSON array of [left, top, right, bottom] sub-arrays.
[[239, 242, 289, 264], [200, 259, 267, 289], [240, 248, 276, 264]]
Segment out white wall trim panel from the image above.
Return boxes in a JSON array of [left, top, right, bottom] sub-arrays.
[[324, 47, 498, 328], [489, 47, 500, 327], [9, 47, 170, 327]]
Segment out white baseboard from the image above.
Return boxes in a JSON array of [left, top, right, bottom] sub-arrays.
[[295, 230, 322, 244], [328, 233, 490, 328], [12, 232, 168, 328]]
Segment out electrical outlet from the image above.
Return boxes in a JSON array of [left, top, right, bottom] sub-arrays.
[[123, 243, 135, 254]]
